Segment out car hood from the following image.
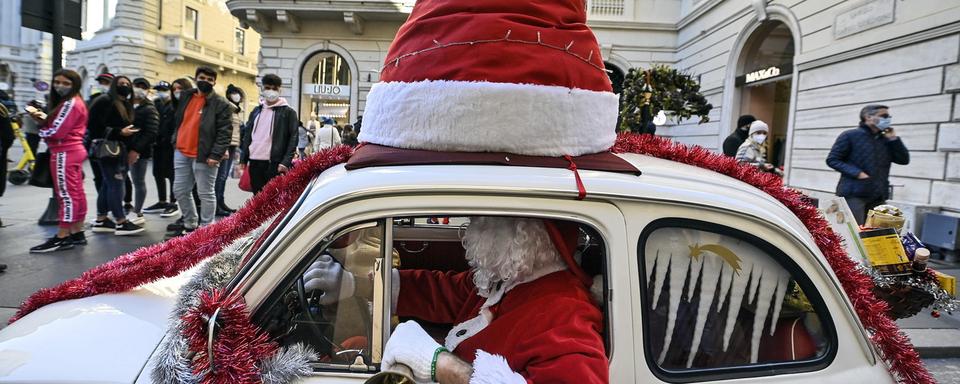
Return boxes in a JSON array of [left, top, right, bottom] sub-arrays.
[[0, 270, 194, 384]]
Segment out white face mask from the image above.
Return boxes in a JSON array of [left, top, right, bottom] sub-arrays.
[[753, 133, 768, 144], [133, 88, 149, 100], [156, 91, 170, 100], [262, 89, 280, 103], [173, 91, 182, 100], [229, 93, 241, 103]]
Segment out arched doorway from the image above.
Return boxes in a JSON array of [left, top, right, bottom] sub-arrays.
[[300, 51, 353, 126], [733, 20, 795, 167]]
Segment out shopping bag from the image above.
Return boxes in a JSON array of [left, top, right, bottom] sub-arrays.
[[239, 167, 252, 192]]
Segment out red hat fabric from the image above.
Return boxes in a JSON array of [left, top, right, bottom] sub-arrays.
[[359, 0, 619, 157]]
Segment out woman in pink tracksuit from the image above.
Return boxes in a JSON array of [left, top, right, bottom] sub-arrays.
[[29, 69, 89, 253]]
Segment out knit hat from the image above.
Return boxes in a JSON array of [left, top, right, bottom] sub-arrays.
[[358, 0, 618, 157], [95, 73, 114, 84], [749, 120, 769, 135]]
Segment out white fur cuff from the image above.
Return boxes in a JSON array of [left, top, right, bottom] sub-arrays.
[[470, 350, 526, 384], [359, 80, 619, 157]]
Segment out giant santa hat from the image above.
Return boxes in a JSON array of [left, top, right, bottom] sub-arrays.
[[358, 0, 619, 157]]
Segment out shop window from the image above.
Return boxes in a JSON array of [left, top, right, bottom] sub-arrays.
[[300, 51, 353, 124], [638, 219, 834, 379], [184, 7, 199, 40], [234, 28, 245, 55]]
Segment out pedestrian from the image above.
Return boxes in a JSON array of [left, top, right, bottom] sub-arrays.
[[19, 100, 43, 158], [238, 73, 298, 194], [27, 69, 90, 252], [216, 84, 245, 216], [126, 77, 160, 225], [0, 97, 13, 228], [314, 116, 341, 152], [723, 114, 756, 157], [826, 104, 910, 225], [86, 73, 115, 202], [735, 120, 782, 176], [86, 75, 144, 235], [142, 80, 182, 218], [341, 124, 359, 147], [296, 120, 313, 159], [168, 66, 232, 237]]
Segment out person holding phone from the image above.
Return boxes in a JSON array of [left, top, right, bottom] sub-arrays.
[[28, 69, 90, 253], [826, 104, 910, 225], [86, 75, 144, 235]]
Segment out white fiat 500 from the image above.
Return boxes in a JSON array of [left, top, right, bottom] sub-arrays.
[[0, 150, 896, 383]]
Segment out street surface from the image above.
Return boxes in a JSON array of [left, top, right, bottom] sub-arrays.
[[2, 143, 960, 382]]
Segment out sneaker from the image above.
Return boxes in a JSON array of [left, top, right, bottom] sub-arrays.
[[0, 263, 6, 272], [160, 204, 181, 218], [165, 226, 195, 239], [69, 231, 87, 245], [130, 213, 146, 225], [166, 218, 185, 232], [92, 218, 117, 233], [142, 202, 168, 214], [216, 208, 232, 217], [123, 203, 134, 213], [115, 221, 145, 236], [30, 235, 74, 253]]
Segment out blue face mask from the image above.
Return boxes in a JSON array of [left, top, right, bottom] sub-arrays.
[[876, 117, 892, 130]]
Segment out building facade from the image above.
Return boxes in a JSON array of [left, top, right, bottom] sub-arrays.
[[68, 0, 261, 110], [227, 0, 960, 217]]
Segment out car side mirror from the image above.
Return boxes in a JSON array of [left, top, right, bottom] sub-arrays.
[[363, 363, 416, 384], [206, 307, 222, 374]]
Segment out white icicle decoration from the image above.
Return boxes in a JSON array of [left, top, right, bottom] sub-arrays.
[[722, 260, 752, 351], [657, 246, 693, 365], [646, 248, 657, 282], [748, 261, 763, 305], [651, 249, 670, 309], [749, 263, 780, 364], [716, 261, 734, 313], [769, 270, 791, 336], [650, 229, 685, 309], [686, 249, 704, 300], [685, 253, 723, 368]]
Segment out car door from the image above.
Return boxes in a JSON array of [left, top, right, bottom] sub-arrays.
[[620, 201, 895, 383], [234, 192, 635, 382]]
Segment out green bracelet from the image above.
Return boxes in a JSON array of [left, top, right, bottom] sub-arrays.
[[431, 346, 449, 382]]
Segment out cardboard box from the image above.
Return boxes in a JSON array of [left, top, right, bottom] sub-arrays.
[[934, 270, 956, 297], [859, 227, 911, 275]]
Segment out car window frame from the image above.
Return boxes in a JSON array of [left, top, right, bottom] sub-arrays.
[[636, 217, 838, 383]]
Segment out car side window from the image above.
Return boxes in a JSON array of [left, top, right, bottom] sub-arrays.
[[638, 220, 834, 377], [258, 220, 387, 371]]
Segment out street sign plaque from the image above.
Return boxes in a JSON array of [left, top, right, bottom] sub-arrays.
[[21, 0, 84, 40]]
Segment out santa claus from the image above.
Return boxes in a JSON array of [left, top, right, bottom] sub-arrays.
[[305, 216, 606, 383]]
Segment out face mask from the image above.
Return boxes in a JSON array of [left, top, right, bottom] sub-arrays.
[[876, 117, 892, 130], [133, 88, 149, 100], [262, 90, 280, 103], [229, 93, 241, 103], [116, 85, 132, 97], [196, 80, 214, 94], [54, 85, 72, 97], [156, 91, 170, 100], [753, 133, 767, 144], [173, 91, 182, 100]]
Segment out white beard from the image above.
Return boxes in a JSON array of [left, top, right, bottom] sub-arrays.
[[462, 217, 566, 297]]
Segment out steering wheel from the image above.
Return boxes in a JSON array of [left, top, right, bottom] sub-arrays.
[[296, 275, 374, 363]]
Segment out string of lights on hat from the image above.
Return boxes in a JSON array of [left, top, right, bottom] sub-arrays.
[[380, 29, 608, 73]]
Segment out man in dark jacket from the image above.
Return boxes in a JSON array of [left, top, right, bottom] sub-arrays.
[[127, 78, 160, 223], [722, 114, 755, 157], [169, 66, 232, 235], [143, 80, 180, 216], [239, 73, 298, 194], [826, 104, 910, 225]]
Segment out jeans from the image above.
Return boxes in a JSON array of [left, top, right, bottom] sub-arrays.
[[129, 157, 149, 213], [215, 147, 235, 207], [173, 150, 218, 229], [96, 158, 126, 221]]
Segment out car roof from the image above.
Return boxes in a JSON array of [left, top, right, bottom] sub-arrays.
[[297, 152, 815, 244]]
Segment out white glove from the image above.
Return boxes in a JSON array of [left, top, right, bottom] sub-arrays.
[[382, 321, 444, 382], [303, 254, 355, 305]]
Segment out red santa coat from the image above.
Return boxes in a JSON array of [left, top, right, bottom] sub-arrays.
[[396, 268, 608, 383]]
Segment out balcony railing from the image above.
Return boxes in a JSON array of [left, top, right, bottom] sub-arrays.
[[587, 0, 632, 20], [164, 35, 257, 75]]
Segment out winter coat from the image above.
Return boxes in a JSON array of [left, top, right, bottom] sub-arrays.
[[154, 98, 176, 149], [315, 124, 342, 150], [128, 101, 159, 158], [86, 94, 133, 145], [240, 102, 299, 167], [396, 268, 607, 383], [230, 104, 243, 147], [735, 137, 767, 167], [170, 88, 233, 162], [826, 123, 910, 199], [723, 128, 749, 157]]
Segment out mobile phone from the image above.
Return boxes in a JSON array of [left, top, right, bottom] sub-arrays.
[[25, 105, 47, 120]]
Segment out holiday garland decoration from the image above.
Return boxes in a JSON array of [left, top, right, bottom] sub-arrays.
[[618, 64, 713, 133], [611, 133, 933, 384], [9, 145, 354, 323]]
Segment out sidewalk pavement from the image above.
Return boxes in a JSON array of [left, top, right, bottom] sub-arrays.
[[897, 261, 960, 358]]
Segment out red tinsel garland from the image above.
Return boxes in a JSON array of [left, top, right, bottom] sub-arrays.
[[9, 146, 354, 323], [182, 289, 277, 383], [611, 133, 933, 384]]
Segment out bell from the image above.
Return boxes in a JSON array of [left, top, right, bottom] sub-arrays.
[[363, 363, 416, 384]]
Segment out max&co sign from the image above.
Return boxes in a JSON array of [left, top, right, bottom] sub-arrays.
[[735, 65, 792, 86]]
